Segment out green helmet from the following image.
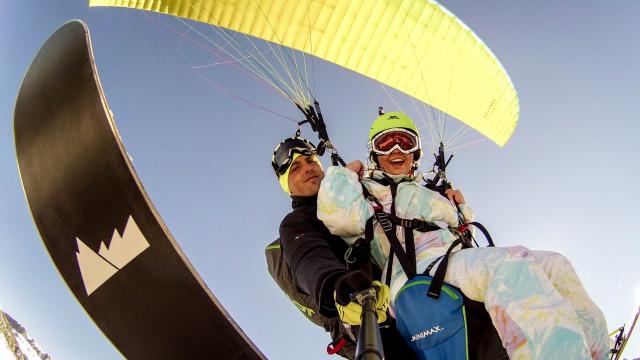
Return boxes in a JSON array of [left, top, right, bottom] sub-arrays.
[[368, 112, 421, 162], [368, 112, 420, 141]]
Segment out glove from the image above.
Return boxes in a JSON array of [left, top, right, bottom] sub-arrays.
[[334, 270, 372, 306], [335, 280, 390, 326]]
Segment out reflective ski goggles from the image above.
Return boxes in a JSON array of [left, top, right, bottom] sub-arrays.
[[369, 128, 420, 155], [272, 137, 316, 177]]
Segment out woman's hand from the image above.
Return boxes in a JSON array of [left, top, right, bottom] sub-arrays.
[[346, 160, 365, 180], [445, 188, 465, 205]]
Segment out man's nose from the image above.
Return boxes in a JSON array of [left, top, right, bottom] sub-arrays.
[[302, 163, 313, 173], [301, 162, 315, 173]]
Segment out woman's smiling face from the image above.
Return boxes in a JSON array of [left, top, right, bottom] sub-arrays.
[[377, 150, 414, 175]]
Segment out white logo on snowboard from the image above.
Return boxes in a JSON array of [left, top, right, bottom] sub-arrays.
[[76, 215, 150, 295]]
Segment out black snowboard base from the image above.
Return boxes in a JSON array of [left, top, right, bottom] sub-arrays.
[[14, 20, 265, 360]]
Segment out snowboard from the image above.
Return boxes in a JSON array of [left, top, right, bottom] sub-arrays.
[[14, 20, 265, 359]]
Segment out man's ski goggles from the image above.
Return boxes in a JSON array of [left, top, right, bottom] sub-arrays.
[[272, 137, 316, 176], [370, 128, 420, 155]]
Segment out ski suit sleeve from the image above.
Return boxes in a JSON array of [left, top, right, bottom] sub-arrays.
[[417, 188, 474, 227], [458, 203, 474, 223], [317, 166, 374, 239], [279, 214, 347, 316]]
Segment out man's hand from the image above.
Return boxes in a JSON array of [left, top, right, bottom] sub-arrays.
[[345, 160, 365, 180], [334, 270, 371, 305], [335, 281, 390, 325], [445, 188, 465, 205]]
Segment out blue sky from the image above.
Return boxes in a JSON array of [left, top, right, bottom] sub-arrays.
[[1, 1, 639, 359]]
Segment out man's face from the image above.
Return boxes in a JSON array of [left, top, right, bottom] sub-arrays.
[[288, 155, 324, 196]]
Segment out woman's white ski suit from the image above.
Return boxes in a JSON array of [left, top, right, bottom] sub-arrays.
[[318, 167, 608, 360]]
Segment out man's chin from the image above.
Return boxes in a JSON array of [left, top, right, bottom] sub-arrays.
[[307, 183, 321, 196]]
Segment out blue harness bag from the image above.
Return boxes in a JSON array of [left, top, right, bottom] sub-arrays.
[[394, 275, 468, 360], [386, 234, 470, 360]]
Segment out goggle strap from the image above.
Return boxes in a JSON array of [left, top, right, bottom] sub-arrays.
[[371, 143, 420, 156]]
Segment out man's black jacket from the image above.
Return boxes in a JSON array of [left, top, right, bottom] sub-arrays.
[[279, 195, 348, 317], [278, 194, 418, 360]]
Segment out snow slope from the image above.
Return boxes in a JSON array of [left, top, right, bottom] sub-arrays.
[[1, 309, 50, 360]]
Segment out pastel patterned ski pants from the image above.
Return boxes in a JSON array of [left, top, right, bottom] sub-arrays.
[[389, 246, 609, 360]]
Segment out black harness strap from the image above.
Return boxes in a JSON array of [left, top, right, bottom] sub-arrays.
[[385, 252, 394, 286], [384, 213, 442, 233], [361, 181, 417, 280], [422, 223, 494, 298], [357, 184, 394, 285], [389, 183, 416, 275], [465, 221, 495, 247], [364, 215, 374, 241], [424, 255, 443, 276], [373, 211, 417, 279], [344, 216, 375, 276], [426, 238, 463, 299], [404, 229, 416, 277], [389, 181, 397, 216]]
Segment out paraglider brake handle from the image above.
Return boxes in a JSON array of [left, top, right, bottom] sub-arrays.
[[434, 142, 453, 172], [295, 101, 346, 166], [296, 102, 327, 138], [424, 142, 454, 197], [297, 119, 313, 133]]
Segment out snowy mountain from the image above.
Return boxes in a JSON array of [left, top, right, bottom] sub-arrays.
[[0, 309, 50, 360]]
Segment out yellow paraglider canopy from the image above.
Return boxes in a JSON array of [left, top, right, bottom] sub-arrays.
[[89, 0, 519, 147]]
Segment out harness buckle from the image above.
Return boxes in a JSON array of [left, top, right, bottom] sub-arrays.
[[400, 218, 412, 228], [376, 212, 393, 232]]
